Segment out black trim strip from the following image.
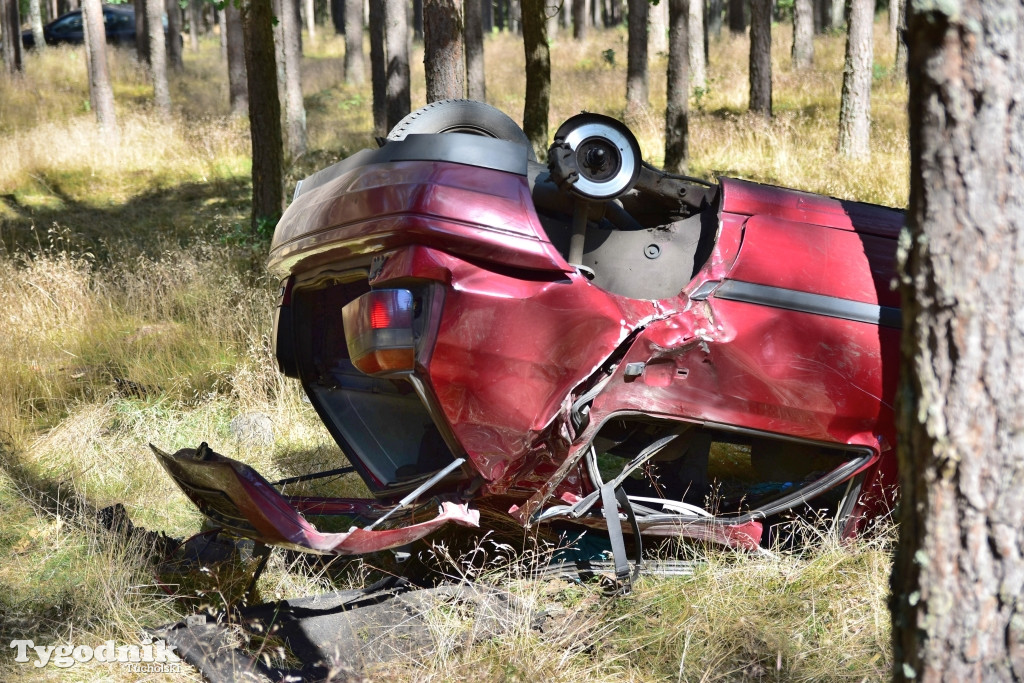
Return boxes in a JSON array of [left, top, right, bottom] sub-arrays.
[[715, 279, 902, 329]]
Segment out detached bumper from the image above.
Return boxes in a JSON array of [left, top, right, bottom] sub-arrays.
[[151, 443, 479, 555]]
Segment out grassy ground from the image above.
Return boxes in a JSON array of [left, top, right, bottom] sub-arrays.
[[0, 19, 906, 681]]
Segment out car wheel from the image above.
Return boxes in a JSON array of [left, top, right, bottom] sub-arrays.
[[386, 99, 536, 161]]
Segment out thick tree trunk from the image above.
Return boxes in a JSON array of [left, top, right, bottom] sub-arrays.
[[242, 0, 284, 233], [707, 0, 722, 38], [384, 0, 411, 130], [837, 0, 871, 158], [625, 0, 649, 115], [29, 0, 45, 52], [166, 0, 184, 72], [82, 0, 115, 128], [664, 0, 689, 173], [727, 0, 744, 34], [147, 0, 171, 114], [650, 0, 667, 54], [1, 0, 23, 73], [280, 0, 307, 157], [369, 0, 386, 134], [791, 0, 813, 69], [135, 0, 150, 64], [188, 0, 200, 51], [465, 0, 485, 101], [424, 0, 464, 102], [344, 0, 363, 84], [748, 0, 770, 115], [226, 3, 248, 116], [688, 0, 704, 89], [892, 0, 1024, 680], [572, 0, 587, 39], [521, 0, 549, 159]]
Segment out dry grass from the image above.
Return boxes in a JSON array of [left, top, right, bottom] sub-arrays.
[[0, 17, 903, 681]]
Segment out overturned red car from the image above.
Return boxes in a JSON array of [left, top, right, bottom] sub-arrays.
[[154, 101, 902, 568]]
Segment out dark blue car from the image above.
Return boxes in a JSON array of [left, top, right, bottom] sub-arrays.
[[22, 5, 137, 48]]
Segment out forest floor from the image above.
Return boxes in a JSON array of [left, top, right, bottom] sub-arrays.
[[0, 20, 904, 681]]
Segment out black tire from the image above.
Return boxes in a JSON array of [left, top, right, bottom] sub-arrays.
[[386, 99, 536, 161]]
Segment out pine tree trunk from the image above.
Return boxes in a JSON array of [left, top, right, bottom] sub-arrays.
[[665, 0, 689, 173], [829, 0, 843, 29], [572, 0, 587, 39], [384, 0, 411, 129], [521, 0, 549, 159], [465, 0, 486, 101], [650, 0, 667, 55], [894, 0, 907, 77], [791, 0, 813, 69], [424, 0, 464, 102], [280, 0, 307, 157], [147, 0, 171, 114], [29, 0, 45, 52], [688, 0, 704, 89], [226, 3, 248, 115], [219, 6, 227, 58], [305, 0, 316, 40], [707, 0, 722, 38], [837, 0, 871, 158], [241, 0, 284, 233], [625, 0, 649, 115], [166, 0, 184, 72], [748, 0, 770, 115], [892, 1, 1024, 679], [135, 0, 150, 64], [1, 0, 23, 72], [83, 0, 115, 128], [546, 2, 559, 40], [727, 0, 744, 34], [887, 0, 897, 39], [188, 0, 200, 51], [344, 0, 363, 84], [369, 0, 386, 134]]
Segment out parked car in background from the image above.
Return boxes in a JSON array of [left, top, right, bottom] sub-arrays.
[[21, 4, 136, 48]]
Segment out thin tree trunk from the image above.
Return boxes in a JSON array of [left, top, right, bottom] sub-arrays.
[[892, 0, 1024, 679], [280, 0, 307, 157], [384, 0, 410, 130], [147, 0, 171, 115], [727, 0, 744, 34], [829, 0, 843, 29], [792, 0, 813, 68], [28, 0, 45, 51], [707, 0, 722, 38], [424, 0, 464, 102], [369, 0, 386, 134], [305, 0, 316, 40], [521, 0, 549, 159], [242, 0, 284, 233], [887, 0, 897, 39], [226, 2, 248, 115], [688, 0, 704, 89], [546, 1, 559, 40], [572, 0, 586, 39], [344, 0, 363, 84], [83, 0, 115, 128], [166, 0, 184, 72], [837, 0, 871, 158], [625, 0, 649, 115], [219, 7, 227, 58], [188, 0, 200, 51], [135, 0, 150, 64], [894, 0, 907, 77], [748, 0, 770, 115], [465, 0, 485, 101], [650, 0, 667, 54], [664, 0, 689, 173]]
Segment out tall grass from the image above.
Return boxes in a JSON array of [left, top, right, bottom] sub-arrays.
[[0, 18, 904, 681]]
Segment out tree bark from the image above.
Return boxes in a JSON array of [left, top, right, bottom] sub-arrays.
[[829, 0, 843, 30], [465, 0, 485, 101], [664, 0, 689, 173], [83, 0, 115, 128], [727, 0, 744, 34], [1, 0, 23, 73], [887, 0, 897, 40], [219, 6, 227, 58], [521, 0, 549, 159], [29, 0, 46, 52], [650, 0, 667, 54], [546, 0, 559, 40], [344, 0, 364, 84], [688, 0, 704, 89], [188, 0, 200, 51], [748, 0, 770, 115], [892, 0, 1024, 680], [242, 0, 284, 233], [791, 0, 813, 69], [147, 0, 171, 115], [625, 0, 649, 115], [305, 0, 316, 40], [135, 0, 150, 64], [384, 0, 411, 130], [226, 2, 248, 116], [369, 0, 386, 134], [166, 0, 184, 72], [837, 0, 871, 158], [424, 0, 464, 102], [280, 0, 307, 158], [894, 0, 907, 77], [572, 0, 587, 39]]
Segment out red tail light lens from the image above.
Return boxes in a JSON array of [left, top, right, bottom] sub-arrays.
[[342, 289, 416, 376]]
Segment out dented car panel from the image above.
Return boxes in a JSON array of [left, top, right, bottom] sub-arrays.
[[156, 116, 904, 557]]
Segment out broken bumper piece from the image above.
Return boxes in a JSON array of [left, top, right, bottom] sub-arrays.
[[150, 443, 479, 555]]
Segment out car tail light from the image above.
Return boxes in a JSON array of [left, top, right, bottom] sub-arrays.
[[342, 289, 416, 375]]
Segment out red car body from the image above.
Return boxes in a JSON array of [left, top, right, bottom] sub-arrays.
[[154, 127, 903, 557]]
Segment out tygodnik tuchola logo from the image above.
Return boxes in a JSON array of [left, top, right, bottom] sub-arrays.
[[9, 637, 181, 672]]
